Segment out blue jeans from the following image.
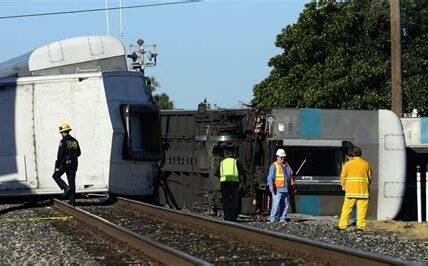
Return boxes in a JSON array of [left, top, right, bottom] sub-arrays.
[[269, 191, 289, 223]]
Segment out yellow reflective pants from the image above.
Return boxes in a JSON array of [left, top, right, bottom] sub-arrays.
[[338, 197, 369, 230]]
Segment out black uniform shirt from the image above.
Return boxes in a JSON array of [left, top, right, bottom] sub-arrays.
[[55, 134, 81, 170]]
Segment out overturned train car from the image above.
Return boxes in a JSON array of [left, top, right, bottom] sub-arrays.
[[160, 104, 406, 220], [0, 35, 163, 198], [399, 117, 428, 220]]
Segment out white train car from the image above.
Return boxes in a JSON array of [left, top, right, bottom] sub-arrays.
[[0, 36, 163, 197]]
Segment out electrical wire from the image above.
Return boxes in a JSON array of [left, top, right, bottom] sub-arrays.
[[0, 0, 202, 20]]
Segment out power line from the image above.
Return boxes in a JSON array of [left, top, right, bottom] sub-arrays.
[[0, 0, 202, 20]]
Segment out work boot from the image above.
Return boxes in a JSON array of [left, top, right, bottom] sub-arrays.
[[63, 187, 71, 199], [69, 193, 76, 206]]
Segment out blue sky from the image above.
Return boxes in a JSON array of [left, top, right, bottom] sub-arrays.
[[0, 0, 307, 109]]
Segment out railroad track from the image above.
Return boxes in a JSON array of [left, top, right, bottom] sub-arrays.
[[52, 199, 209, 265], [53, 198, 415, 265]]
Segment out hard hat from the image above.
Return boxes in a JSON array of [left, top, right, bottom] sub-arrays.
[[59, 123, 72, 133], [276, 148, 286, 157]]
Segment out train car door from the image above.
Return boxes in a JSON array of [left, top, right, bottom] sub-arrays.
[[0, 82, 38, 192]]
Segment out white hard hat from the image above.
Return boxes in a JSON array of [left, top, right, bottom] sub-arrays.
[[276, 148, 286, 157]]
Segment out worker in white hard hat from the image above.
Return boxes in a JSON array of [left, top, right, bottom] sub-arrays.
[[52, 122, 81, 205], [266, 148, 294, 225]]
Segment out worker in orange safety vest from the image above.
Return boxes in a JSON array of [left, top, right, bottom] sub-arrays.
[[266, 148, 294, 225]]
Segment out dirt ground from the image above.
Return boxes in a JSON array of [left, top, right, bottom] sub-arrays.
[[367, 220, 428, 241]]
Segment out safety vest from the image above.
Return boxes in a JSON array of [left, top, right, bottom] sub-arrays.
[[340, 157, 372, 198], [220, 158, 239, 182], [273, 161, 285, 187]]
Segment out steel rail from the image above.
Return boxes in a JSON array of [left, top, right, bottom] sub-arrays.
[[52, 199, 211, 266], [116, 197, 417, 266]]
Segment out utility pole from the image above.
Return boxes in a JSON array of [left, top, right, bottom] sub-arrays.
[[119, 0, 124, 42], [390, 0, 402, 116], [105, 0, 110, 36]]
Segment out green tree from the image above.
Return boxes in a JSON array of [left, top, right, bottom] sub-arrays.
[[253, 0, 428, 115], [145, 76, 174, 110], [154, 93, 174, 110]]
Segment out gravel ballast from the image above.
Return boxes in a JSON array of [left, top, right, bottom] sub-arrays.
[[1, 198, 427, 264], [0, 200, 147, 264]]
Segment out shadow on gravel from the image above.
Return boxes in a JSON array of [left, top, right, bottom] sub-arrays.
[[0, 198, 53, 215], [0, 195, 115, 214], [290, 218, 309, 222]]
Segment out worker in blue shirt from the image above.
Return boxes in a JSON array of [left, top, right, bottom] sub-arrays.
[[267, 148, 294, 225]]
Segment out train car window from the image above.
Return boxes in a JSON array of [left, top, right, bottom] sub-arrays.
[[286, 147, 344, 177], [130, 114, 143, 150], [120, 104, 163, 161], [276, 144, 349, 193]]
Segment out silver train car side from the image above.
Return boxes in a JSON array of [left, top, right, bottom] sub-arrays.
[[160, 106, 406, 220], [0, 36, 162, 197], [271, 108, 406, 220], [399, 117, 428, 220]]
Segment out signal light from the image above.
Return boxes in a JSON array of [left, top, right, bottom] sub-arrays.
[[127, 52, 138, 62]]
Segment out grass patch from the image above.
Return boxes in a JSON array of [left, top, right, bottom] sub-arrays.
[[367, 220, 428, 241]]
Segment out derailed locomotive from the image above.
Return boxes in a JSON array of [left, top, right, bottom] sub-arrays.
[[0, 35, 163, 198], [160, 103, 406, 220]]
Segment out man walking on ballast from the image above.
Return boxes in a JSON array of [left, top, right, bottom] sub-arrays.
[[52, 122, 81, 205]]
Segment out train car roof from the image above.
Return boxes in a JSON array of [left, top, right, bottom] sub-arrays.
[[0, 35, 126, 78], [0, 70, 143, 86]]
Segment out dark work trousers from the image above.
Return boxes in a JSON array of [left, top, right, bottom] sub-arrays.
[[220, 182, 239, 222], [52, 169, 76, 204]]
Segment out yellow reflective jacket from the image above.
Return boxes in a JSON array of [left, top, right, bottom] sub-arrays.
[[340, 157, 372, 198], [220, 158, 239, 182]]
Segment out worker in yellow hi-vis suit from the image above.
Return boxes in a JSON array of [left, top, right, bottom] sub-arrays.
[[338, 146, 372, 231]]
